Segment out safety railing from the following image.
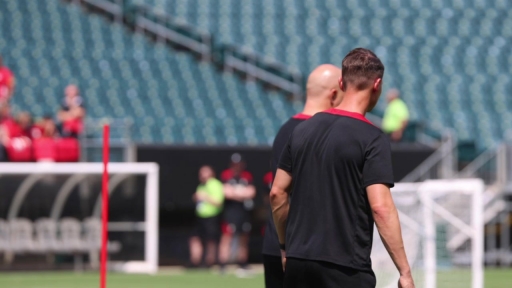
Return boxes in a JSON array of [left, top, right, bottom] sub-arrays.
[[400, 131, 458, 182], [74, 0, 304, 98], [81, 118, 135, 162]]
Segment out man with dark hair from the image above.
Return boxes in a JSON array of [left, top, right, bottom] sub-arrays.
[[271, 48, 415, 288], [263, 64, 343, 288], [219, 153, 256, 276]]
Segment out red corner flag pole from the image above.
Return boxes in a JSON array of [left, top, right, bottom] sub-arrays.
[[100, 124, 110, 288]]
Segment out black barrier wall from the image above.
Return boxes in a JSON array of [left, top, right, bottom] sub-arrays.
[[136, 143, 434, 265]]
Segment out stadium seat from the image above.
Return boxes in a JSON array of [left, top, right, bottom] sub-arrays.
[[0, 219, 8, 253], [34, 218, 60, 253], [59, 218, 85, 253], [8, 218, 36, 253]]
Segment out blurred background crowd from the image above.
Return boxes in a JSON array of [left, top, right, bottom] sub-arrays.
[[0, 56, 83, 162]]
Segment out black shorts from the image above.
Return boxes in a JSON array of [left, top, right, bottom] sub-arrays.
[[284, 258, 376, 288], [194, 216, 220, 241], [264, 255, 284, 288], [223, 210, 252, 235]]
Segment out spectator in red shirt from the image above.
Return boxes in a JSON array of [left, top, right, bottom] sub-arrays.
[[16, 111, 33, 138], [57, 84, 85, 137], [0, 104, 23, 143], [0, 104, 32, 162], [0, 56, 15, 103]]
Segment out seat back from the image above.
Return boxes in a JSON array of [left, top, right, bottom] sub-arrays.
[[83, 218, 101, 249], [59, 217, 83, 251], [35, 218, 58, 250], [0, 219, 9, 251], [9, 218, 34, 252]]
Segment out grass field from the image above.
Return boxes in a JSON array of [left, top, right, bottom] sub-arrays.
[[0, 269, 510, 288]]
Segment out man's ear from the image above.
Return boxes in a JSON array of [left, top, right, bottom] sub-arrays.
[[339, 76, 345, 92], [329, 89, 337, 107], [373, 78, 382, 91]]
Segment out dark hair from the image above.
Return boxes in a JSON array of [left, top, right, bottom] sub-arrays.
[[342, 48, 384, 90]]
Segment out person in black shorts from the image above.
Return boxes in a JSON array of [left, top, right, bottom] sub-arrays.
[[219, 153, 256, 275], [263, 64, 343, 288], [270, 48, 415, 288], [189, 166, 224, 267]]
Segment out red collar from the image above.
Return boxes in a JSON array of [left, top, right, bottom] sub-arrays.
[[323, 108, 373, 125], [292, 113, 312, 120]]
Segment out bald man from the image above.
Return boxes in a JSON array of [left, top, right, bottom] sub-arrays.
[[263, 64, 343, 288]]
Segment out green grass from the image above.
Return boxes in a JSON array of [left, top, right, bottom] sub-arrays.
[[0, 270, 263, 288], [0, 269, 510, 288]]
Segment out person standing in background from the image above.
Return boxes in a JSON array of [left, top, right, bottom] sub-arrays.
[[57, 84, 85, 137], [382, 88, 409, 142], [0, 56, 15, 103], [219, 153, 256, 276], [189, 166, 224, 267]]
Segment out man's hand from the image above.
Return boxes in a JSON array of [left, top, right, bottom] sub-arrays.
[[280, 249, 286, 271], [391, 130, 403, 141], [398, 274, 415, 288], [193, 192, 205, 202]]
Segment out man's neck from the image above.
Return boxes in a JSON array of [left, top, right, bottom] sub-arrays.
[[302, 100, 329, 116], [335, 90, 371, 115]]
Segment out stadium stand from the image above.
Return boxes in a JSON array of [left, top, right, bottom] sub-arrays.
[[1, 0, 301, 145], [132, 0, 512, 149]]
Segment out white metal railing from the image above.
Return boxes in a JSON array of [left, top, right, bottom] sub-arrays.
[[81, 118, 135, 162], [401, 131, 457, 182]]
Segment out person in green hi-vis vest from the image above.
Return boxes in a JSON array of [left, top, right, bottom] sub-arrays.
[[382, 89, 409, 142], [189, 165, 224, 267]]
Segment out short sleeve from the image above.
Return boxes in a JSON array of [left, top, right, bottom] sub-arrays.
[[240, 171, 254, 184], [363, 133, 394, 188], [278, 136, 293, 173], [220, 170, 232, 183]]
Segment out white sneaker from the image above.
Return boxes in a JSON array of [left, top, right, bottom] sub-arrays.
[[235, 268, 254, 278]]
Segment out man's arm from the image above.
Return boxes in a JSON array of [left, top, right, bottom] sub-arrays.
[[223, 184, 255, 202], [367, 184, 414, 287], [270, 169, 293, 246], [223, 184, 236, 200]]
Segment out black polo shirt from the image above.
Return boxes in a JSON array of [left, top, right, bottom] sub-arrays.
[[263, 113, 311, 257], [220, 169, 254, 222], [278, 108, 394, 271]]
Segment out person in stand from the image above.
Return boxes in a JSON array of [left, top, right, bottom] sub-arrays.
[[382, 88, 409, 142], [57, 84, 85, 137], [0, 56, 15, 103], [218, 153, 256, 276], [189, 166, 224, 267]]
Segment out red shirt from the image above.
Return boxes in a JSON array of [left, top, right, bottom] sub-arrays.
[[0, 67, 14, 100], [1, 118, 23, 138]]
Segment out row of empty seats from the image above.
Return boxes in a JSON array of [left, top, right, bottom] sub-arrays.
[[0, 218, 120, 257]]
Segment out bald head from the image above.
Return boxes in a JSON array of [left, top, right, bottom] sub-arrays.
[[306, 64, 341, 98], [301, 64, 343, 115]]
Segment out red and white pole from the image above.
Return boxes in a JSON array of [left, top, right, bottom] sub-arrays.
[[100, 124, 110, 288]]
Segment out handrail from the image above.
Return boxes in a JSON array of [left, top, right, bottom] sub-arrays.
[[81, 0, 122, 16], [133, 12, 212, 59], [73, 0, 304, 99], [223, 52, 302, 96], [401, 131, 457, 182], [457, 143, 507, 186]]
